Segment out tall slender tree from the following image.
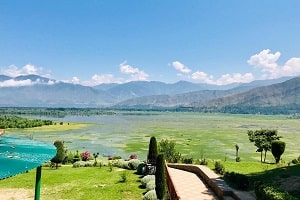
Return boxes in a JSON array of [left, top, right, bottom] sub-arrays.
[[155, 154, 167, 200], [147, 136, 158, 164]]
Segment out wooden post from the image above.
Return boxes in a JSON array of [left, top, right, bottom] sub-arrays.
[[34, 166, 42, 200]]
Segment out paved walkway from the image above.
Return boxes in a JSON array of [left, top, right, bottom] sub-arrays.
[[167, 167, 218, 200]]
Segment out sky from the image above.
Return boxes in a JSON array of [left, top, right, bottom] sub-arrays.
[[1, 0, 300, 86]]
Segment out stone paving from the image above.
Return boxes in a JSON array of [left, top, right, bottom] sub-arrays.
[[167, 167, 218, 200]]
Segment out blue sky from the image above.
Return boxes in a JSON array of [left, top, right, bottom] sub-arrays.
[[1, 0, 300, 86]]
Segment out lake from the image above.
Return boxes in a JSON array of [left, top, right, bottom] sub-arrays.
[[7, 112, 300, 162]]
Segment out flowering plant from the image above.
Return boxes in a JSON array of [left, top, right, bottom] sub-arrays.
[[130, 153, 138, 159], [81, 151, 91, 161]]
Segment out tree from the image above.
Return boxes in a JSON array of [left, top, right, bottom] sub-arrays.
[[155, 154, 167, 200], [247, 129, 281, 162], [147, 136, 158, 164], [271, 141, 286, 163], [159, 139, 181, 163], [51, 140, 65, 169]]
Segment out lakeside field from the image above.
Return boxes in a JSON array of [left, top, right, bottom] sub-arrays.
[[0, 165, 144, 200], [6, 112, 300, 163]]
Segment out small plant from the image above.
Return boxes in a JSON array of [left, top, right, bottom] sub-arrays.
[[236, 156, 241, 162], [181, 156, 193, 164], [108, 161, 113, 172], [119, 171, 128, 183], [198, 158, 208, 165], [214, 161, 225, 175]]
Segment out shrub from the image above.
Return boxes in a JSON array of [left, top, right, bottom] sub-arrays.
[[141, 175, 155, 187], [255, 181, 298, 200], [130, 153, 138, 159], [214, 161, 225, 175], [137, 163, 146, 175], [155, 154, 167, 200], [291, 159, 299, 164], [146, 180, 156, 192], [113, 155, 122, 160], [81, 151, 91, 161], [112, 159, 125, 168], [119, 171, 128, 183], [72, 161, 94, 168], [181, 156, 193, 164], [143, 189, 157, 200], [271, 141, 286, 164], [236, 156, 241, 162], [224, 172, 249, 190], [128, 159, 142, 170], [197, 158, 208, 165]]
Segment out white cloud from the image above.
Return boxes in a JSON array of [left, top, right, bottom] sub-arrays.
[[172, 61, 191, 74], [119, 62, 149, 81], [71, 76, 80, 84], [0, 79, 34, 87], [248, 49, 300, 78], [0, 64, 46, 77], [191, 71, 254, 85]]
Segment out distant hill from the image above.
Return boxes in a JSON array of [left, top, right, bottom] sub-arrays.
[[0, 74, 296, 110], [190, 77, 300, 114]]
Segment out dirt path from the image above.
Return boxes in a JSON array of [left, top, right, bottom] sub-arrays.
[[0, 188, 33, 200]]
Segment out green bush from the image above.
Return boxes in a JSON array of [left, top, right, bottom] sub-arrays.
[[214, 161, 225, 175], [128, 159, 142, 170], [143, 189, 157, 200], [197, 158, 208, 165], [137, 163, 146, 175], [119, 171, 128, 183], [255, 181, 298, 200], [146, 180, 155, 192], [291, 159, 299, 164], [271, 141, 286, 164], [181, 156, 193, 164], [141, 175, 155, 187], [224, 172, 249, 190], [72, 161, 94, 168]]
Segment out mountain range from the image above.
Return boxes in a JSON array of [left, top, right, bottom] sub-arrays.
[[0, 74, 298, 113]]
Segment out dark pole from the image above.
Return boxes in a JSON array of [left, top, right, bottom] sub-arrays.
[[34, 166, 42, 200]]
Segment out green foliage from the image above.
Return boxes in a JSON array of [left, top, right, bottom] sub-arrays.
[[159, 139, 181, 163], [128, 159, 142, 170], [141, 175, 155, 187], [51, 140, 66, 169], [247, 129, 281, 162], [224, 172, 249, 190], [214, 161, 225, 175], [148, 136, 158, 163], [119, 171, 128, 183], [137, 163, 147, 175], [197, 158, 208, 165], [143, 190, 157, 200], [254, 181, 298, 200], [155, 154, 167, 200], [146, 180, 155, 192], [271, 141, 286, 163], [0, 115, 53, 129], [181, 156, 193, 164]]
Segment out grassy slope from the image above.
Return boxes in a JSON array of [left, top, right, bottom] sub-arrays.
[[0, 166, 144, 200]]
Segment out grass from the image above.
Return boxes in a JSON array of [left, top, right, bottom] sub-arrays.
[[0, 165, 144, 200]]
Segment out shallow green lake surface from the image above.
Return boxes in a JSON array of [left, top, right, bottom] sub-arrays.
[[7, 112, 300, 162]]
